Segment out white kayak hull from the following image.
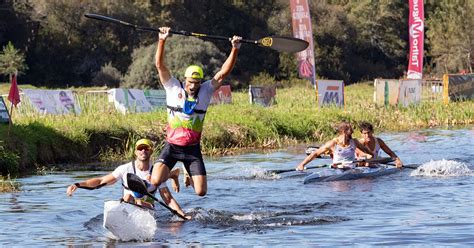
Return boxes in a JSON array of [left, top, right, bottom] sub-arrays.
[[303, 165, 400, 184], [103, 200, 157, 241]]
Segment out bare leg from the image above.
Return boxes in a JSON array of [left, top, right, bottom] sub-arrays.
[[123, 193, 134, 203], [151, 162, 171, 187], [169, 168, 180, 193], [191, 175, 207, 196]]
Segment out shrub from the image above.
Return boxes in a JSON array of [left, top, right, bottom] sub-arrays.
[[121, 36, 225, 89], [92, 62, 122, 87]]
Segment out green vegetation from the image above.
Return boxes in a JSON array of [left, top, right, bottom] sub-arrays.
[[1, 1, 472, 86], [0, 175, 19, 193], [0, 82, 472, 176]]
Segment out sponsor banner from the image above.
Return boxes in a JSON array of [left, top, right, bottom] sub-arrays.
[[443, 73, 474, 102], [316, 80, 344, 107], [0, 96, 10, 123], [108, 89, 151, 114], [374, 79, 400, 106], [249, 85, 276, 107], [290, 0, 316, 85], [407, 0, 424, 79], [108, 88, 167, 114], [398, 79, 422, 107], [23, 89, 81, 115], [143, 89, 167, 109], [210, 85, 232, 105]]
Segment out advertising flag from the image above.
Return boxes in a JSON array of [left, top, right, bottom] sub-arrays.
[[407, 0, 424, 79], [290, 0, 316, 86]]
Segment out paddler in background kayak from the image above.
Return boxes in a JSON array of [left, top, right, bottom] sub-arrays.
[[66, 138, 191, 219], [356, 121, 403, 168], [296, 121, 374, 171]]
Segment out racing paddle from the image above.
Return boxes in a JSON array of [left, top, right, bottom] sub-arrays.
[[268, 157, 396, 175], [84, 13, 309, 53], [126, 173, 187, 220], [267, 164, 330, 174]]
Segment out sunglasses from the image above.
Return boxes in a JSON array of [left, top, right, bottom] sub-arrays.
[[136, 146, 151, 151]]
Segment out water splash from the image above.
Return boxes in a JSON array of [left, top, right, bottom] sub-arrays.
[[410, 159, 473, 177], [245, 167, 280, 180], [102, 201, 157, 242], [187, 207, 349, 233]]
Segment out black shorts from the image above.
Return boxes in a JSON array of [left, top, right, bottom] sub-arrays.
[[157, 141, 206, 176]]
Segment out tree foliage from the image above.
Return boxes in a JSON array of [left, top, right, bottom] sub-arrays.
[[0, 0, 471, 87], [92, 62, 122, 87], [426, 0, 473, 74], [122, 36, 225, 89], [0, 42, 28, 76]]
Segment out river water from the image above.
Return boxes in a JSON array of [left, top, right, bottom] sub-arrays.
[[1, 128, 473, 246]]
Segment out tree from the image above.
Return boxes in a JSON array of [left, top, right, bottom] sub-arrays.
[[121, 36, 225, 89], [0, 42, 28, 77], [426, 0, 473, 74]]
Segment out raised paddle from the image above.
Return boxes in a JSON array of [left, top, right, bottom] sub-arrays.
[[84, 13, 309, 53], [126, 173, 187, 220]]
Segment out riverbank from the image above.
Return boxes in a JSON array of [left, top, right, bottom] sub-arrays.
[[1, 82, 473, 175]]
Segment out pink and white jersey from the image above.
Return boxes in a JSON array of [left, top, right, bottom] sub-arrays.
[[163, 77, 214, 146]]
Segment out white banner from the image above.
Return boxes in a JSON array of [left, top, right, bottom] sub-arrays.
[[398, 79, 421, 107], [249, 85, 276, 107], [0, 96, 10, 123], [108, 88, 166, 114], [143, 89, 167, 109], [316, 80, 344, 107], [374, 79, 401, 106], [23, 89, 81, 115]]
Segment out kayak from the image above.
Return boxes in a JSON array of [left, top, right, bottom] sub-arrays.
[[303, 165, 400, 184], [103, 200, 157, 241]]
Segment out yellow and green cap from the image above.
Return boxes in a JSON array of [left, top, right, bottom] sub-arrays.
[[184, 65, 204, 79], [135, 138, 153, 150]]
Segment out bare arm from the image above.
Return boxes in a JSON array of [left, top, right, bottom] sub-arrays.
[[66, 174, 116, 197], [159, 187, 191, 219], [296, 140, 335, 171], [378, 138, 403, 167], [354, 139, 374, 158], [211, 36, 242, 90], [155, 27, 172, 85]]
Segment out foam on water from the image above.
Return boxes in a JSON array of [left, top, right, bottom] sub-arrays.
[[103, 201, 157, 242], [410, 159, 473, 177]]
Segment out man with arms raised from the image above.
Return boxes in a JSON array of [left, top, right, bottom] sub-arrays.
[[152, 27, 241, 196]]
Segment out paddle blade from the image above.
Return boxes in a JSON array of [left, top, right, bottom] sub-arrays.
[[258, 36, 309, 53], [403, 164, 421, 169], [126, 173, 149, 195]]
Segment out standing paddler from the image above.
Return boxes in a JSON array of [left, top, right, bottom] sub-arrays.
[[151, 27, 242, 196]]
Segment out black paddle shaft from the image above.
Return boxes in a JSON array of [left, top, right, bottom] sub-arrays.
[[126, 173, 187, 220], [85, 13, 255, 44], [84, 13, 308, 52]]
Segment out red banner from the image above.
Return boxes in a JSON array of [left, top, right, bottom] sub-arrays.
[[8, 74, 21, 107], [290, 0, 315, 85], [407, 0, 424, 79]]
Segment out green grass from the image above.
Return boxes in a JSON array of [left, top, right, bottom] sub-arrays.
[[0, 81, 472, 175]]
